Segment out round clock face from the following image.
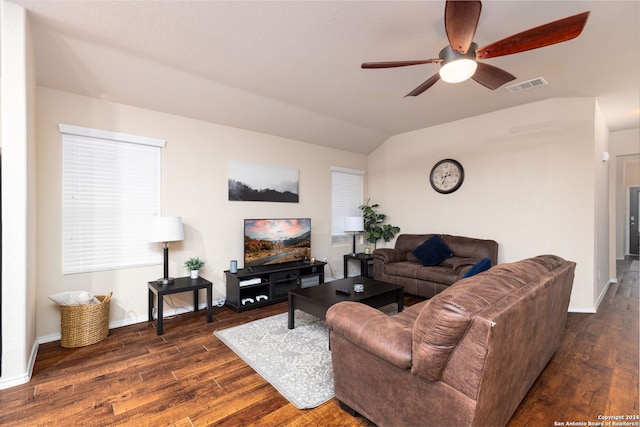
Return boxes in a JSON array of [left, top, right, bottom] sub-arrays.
[[430, 159, 464, 194]]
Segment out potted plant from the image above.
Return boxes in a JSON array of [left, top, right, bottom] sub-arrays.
[[359, 200, 400, 250], [184, 257, 205, 279]]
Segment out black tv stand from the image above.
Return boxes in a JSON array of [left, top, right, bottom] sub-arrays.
[[224, 261, 327, 312]]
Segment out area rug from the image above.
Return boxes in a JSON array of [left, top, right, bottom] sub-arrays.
[[214, 305, 398, 409]]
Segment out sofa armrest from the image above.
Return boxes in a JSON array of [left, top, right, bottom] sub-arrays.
[[373, 248, 407, 264], [326, 302, 412, 370]]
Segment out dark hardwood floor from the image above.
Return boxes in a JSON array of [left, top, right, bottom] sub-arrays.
[[0, 259, 637, 426]]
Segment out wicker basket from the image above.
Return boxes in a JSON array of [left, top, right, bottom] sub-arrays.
[[60, 292, 112, 348]]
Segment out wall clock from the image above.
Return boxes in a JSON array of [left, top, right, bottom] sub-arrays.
[[429, 159, 464, 194]]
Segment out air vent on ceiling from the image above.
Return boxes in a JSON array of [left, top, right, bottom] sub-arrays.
[[505, 77, 548, 94]]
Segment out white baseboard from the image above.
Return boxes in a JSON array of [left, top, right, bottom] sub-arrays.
[[0, 338, 39, 390], [28, 338, 39, 378], [568, 298, 600, 314], [594, 279, 613, 312], [0, 371, 31, 390], [569, 279, 615, 314], [568, 306, 597, 314]]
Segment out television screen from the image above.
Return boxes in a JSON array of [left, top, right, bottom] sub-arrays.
[[244, 218, 311, 267]]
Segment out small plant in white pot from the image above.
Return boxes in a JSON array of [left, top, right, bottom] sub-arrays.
[[184, 257, 205, 279]]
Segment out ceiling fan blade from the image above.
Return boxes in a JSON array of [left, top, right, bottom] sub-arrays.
[[405, 73, 441, 97], [445, 0, 482, 54], [472, 62, 516, 90], [476, 11, 590, 59], [362, 59, 441, 69]]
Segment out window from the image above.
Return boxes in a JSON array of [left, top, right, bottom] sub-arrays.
[[331, 166, 364, 244], [60, 124, 164, 274]]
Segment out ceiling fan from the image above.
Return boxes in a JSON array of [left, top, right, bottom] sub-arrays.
[[362, 1, 590, 97]]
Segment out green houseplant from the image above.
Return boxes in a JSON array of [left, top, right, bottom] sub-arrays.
[[359, 200, 400, 250], [184, 257, 205, 279]]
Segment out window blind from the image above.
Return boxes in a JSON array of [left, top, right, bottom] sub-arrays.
[[61, 125, 164, 274], [331, 167, 364, 244]]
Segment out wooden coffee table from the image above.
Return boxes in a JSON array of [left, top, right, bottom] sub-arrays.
[[287, 276, 404, 329]]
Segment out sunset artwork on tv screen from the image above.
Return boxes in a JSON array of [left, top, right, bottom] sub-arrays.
[[244, 218, 311, 267]]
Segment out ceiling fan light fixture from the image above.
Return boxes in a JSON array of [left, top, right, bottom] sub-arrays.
[[440, 59, 478, 83], [438, 43, 478, 83]]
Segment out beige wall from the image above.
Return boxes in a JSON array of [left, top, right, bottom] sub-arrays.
[[0, 0, 38, 388], [367, 98, 606, 312], [593, 103, 610, 305], [35, 87, 367, 339]]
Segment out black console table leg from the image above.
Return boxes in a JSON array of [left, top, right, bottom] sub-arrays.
[[288, 293, 295, 329], [206, 285, 213, 323], [157, 295, 164, 335], [148, 289, 153, 322]]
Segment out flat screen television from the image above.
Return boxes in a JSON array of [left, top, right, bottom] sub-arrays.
[[244, 218, 311, 268]]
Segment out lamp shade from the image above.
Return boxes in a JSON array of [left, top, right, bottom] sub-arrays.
[[148, 216, 184, 243], [344, 216, 364, 232]]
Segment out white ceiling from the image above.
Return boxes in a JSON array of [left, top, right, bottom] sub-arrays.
[[8, 0, 640, 154]]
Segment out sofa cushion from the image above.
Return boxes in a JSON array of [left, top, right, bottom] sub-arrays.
[[441, 234, 498, 262], [395, 234, 434, 253], [416, 266, 458, 284], [451, 257, 481, 273], [412, 235, 454, 266], [385, 261, 421, 279], [462, 257, 492, 278], [438, 257, 457, 269]]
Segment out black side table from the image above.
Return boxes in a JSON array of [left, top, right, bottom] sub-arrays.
[[148, 276, 213, 335], [343, 253, 374, 278]]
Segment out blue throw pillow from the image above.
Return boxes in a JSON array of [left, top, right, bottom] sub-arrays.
[[462, 257, 492, 278], [412, 235, 454, 266]]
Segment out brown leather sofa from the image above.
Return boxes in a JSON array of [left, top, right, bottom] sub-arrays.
[[373, 234, 499, 298], [327, 255, 576, 427]]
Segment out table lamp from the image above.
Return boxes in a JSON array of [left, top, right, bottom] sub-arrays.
[[344, 216, 364, 256], [149, 216, 184, 285]]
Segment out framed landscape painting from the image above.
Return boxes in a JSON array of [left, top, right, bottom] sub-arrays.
[[228, 160, 299, 203]]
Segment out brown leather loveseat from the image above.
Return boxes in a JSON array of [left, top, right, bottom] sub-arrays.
[[373, 233, 499, 298], [327, 255, 576, 427]]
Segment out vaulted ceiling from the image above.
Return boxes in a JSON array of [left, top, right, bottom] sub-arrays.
[[8, 0, 640, 154]]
